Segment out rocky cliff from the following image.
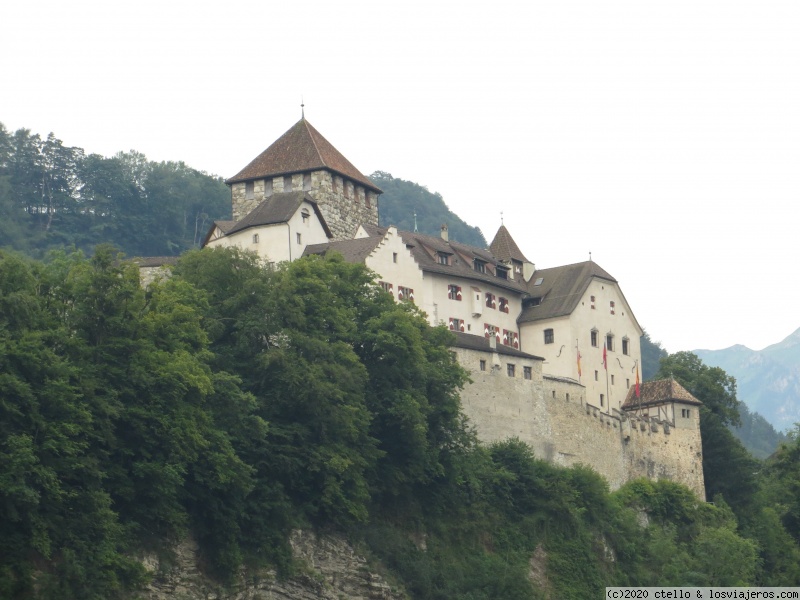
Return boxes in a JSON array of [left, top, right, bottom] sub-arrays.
[[141, 530, 406, 600]]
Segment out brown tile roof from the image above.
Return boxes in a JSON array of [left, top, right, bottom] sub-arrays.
[[226, 192, 332, 238], [518, 261, 618, 323], [452, 331, 543, 359], [622, 379, 703, 410], [226, 118, 382, 193], [303, 236, 384, 263], [490, 225, 529, 263]]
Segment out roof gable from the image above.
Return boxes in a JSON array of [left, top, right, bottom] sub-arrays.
[[303, 236, 384, 263], [518, 261, 618, 323], [226, 191, 332, 238], [227, 118, 381, 193]]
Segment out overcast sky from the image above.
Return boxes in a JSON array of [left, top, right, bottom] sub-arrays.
[[3, 0, 799, 353]]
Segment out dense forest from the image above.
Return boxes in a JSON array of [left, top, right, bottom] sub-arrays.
[[1, 246, 799, 599], [0, 123, 230, 258]]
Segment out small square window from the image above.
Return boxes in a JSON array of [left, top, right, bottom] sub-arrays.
[[507, 364, 516, 377], [524, 366, 532, 380], [448, 284, 462, 300], [544, 328, 554, 344]]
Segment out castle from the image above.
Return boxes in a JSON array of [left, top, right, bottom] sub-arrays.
[[196, 116, 705, 498]]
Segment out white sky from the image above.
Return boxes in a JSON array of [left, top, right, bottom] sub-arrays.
[[3, 0, 799, 353]]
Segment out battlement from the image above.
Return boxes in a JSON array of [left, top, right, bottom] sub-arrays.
[[456, 348, 705, 498]]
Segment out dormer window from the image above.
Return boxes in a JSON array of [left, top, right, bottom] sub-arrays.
[[437, 252, 451, 266], [473, 259, 486, 273], [496, 266, 509, 280]]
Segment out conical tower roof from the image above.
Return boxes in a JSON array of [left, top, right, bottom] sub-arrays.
[[490, 225, 529, 263], [226, 118, 381, 193]]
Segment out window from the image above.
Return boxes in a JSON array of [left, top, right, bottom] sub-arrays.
[[485, 293, 496, 309], [398, 286, 414, 302], [332, 177, 339, 194], [379, 281, 393, 294], [265, 178, 273, 196], [681, 409, 691, 418], [392, 252, 398, 263], [626, 378, 630, 389], [594, 370, 599, 381], [566, 393, 570, 402], [365, 191, 371, 208], [474, 259, 486, 273], [611, 375, 615, 385], [448, 284, 462, 301], [449, 318, 464, 332], [301, 209, 310, 223], [600, 394, 605, 407], [480, 359, 486, 371], [284, 175, 293, 192], [534, 277, 544, 286], [484, 323, 498, 341], [496, 266, 509, 280], [344, 181, 350, 198], [606, 335, 614, 351], [610, 300, 616, 315], [524, 366, 532, 380], [590, 295, 596, 309], [507, 364, 516, 377], [437, 253, 450, 265], [544, 328, 554, 344], [252, 233, 259, 244], [591, 329, 599, 347], [498, 297, 509, 313], [303, 173, 312, 191], [245, 181, 254, 200], [296, 232, 302, 245], [622, 337, 629, 355]]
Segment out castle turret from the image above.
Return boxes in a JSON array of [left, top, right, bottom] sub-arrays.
[[226, 118, 381, 241]]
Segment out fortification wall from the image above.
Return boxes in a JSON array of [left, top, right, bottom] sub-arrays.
[[457, 349, 705, 498]]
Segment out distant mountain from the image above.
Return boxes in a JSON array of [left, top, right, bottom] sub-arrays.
[[372, 171, 488, 248], [695, 328, 800, 433]]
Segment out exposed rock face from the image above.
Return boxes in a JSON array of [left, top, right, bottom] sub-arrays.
[[141, 530, 406, 600]]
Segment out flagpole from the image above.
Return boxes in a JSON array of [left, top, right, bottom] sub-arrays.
[[605, 359, 610, 414]]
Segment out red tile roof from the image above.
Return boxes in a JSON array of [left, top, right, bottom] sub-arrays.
[[622, 379, 703, 410], [226, 119, 382, 193]]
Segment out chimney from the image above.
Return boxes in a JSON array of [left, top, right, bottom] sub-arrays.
[[440, 223, 449, 241]]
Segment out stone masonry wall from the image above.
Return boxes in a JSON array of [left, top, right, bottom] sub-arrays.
[[457, 349, 705, 498], [230, 171, 379, 241]]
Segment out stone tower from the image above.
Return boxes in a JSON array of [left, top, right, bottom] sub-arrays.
[[226, 118, 381, 241]]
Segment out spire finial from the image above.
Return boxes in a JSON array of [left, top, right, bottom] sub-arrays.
[[413, 212, 418, 232], [589, 251, 592, 262], [500, 211, 504, 225], [301, 96, 305, 119]]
